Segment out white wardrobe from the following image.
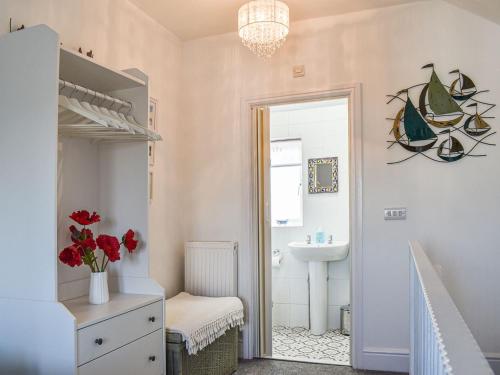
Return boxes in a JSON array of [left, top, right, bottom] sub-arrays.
[[0, 25, 165, 375]]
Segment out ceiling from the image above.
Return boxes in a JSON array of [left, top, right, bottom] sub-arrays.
[[131, 0, 423, 40], [444, 0, 500, 26]]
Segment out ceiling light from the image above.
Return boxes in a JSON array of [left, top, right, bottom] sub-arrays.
[[238, 0, 289, 58]]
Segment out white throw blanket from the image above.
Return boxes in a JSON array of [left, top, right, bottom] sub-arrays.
[[165, 292, 244, 355]]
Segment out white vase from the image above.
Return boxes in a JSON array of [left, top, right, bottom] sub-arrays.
[[89, 271, 109, 305]]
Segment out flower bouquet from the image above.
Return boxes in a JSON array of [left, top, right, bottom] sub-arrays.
[[59, 210, 138, 304]]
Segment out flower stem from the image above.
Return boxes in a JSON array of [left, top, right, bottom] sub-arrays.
[[84, 250, 96, 273], [93, 254, 100, 273], [101, 254, 106, 272], [103, 258, 109, 272]]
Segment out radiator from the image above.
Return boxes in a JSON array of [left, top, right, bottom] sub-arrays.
[[409, 241, 493, 375], [184, 241, 238, 297]]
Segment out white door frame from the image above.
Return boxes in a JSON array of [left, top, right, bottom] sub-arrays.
[[240, 83, 363, 368]]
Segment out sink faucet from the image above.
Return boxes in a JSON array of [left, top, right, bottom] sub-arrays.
[[306, 235, 311, 244], [328, 235, 333, 244]]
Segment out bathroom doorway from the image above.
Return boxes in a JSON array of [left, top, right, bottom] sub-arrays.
[[252, 91, 360, 366]]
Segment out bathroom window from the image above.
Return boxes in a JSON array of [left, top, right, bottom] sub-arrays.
[[270, 139, 303, 227]]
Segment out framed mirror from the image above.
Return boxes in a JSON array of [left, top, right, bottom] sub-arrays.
[[308, 157, 338, 193]]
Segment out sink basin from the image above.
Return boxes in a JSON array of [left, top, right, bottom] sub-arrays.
[[288, 241, 349, 262], [288, 240, 349, 335]]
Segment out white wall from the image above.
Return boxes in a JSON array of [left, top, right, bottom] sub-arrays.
[[0, 0, 185, 297], [181, 1, 500, 371], [2, 1, 500, 371], [57, 139, 100, 292], [270, 100, 350, 330]]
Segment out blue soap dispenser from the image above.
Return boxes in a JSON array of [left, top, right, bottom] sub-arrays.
[[315, 227, 325, 244]]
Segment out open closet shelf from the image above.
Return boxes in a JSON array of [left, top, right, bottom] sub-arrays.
[[59, 47, 145, 92], [58, 80, 161, 142], [57, 47, 161, 142]]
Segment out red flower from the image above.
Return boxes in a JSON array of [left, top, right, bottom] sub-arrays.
[[122, 230, 138, 253], [69, 225, 80, 242], [96, 234, 121, 262], [70, 226, 96, 251], [69, 210, 101, 226], [80, 229, 97, 251], [59, 245, 83, 267], [80, 238, 96, 252]]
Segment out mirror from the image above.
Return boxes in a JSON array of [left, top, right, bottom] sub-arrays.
[[308, 157, 338, 193]]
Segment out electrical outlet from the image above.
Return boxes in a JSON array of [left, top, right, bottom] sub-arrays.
[[384, 207, 407, 220]]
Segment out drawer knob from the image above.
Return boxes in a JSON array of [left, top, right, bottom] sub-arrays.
[[95, 338, 103, 345], [149, 355, 156, 362], [148, 316, 156, 322]]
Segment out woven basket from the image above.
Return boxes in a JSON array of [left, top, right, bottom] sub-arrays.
[[166, 327, 238, 375]]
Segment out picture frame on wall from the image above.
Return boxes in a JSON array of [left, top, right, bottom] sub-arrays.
[[149, 97, 158, 132], [308, 157, 338, 193], [148, 143, 155, 167], [148, 97, 158, 166], [149, 171, 154, 202]]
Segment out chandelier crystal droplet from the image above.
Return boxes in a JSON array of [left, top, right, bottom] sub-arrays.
[[238, 0, 289, 58]]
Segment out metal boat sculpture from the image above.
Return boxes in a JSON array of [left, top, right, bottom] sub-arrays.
[[387, 64, 496, 164], [449, 69, 477, 101], [437, 129, 465, 162], [464, 103, 491, 136]]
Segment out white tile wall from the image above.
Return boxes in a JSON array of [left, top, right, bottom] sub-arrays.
[[272, 277, 290, 303], [271, 99, 350, 330], [327, 305, 342, 330], [289, 277, 309, 305], [328, 277, 350, 306], [273, 303, 290, 326], [290, 304, 309, 328]]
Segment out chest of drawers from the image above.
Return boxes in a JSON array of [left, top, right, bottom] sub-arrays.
[[64, 293, 164, 375]]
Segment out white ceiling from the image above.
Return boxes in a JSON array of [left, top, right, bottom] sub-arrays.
[[444, 0, 500, 26], [130, 0, 423, 40]]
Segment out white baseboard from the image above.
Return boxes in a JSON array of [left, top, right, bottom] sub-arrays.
[[486, 353, 500, 374], [359, 348, 499, 374], [361, 347, 409, 373]]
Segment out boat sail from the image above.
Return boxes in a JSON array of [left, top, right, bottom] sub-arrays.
[[419, 64, 464, 127], [392, 94, 437, 152], [464, 103, 491, 136], [437, 130, 464, 162], [449, 69, 477, 101]]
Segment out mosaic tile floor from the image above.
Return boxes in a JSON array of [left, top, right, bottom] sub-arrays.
[[272, 326, 350, 365]]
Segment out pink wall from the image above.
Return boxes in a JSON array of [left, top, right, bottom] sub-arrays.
[[180, 1, 500, 371]]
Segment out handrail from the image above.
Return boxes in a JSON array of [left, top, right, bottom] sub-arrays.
[[409, 241, 493, 375]]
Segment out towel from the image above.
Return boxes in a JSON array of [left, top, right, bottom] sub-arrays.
[[165, 292, 244, 355]]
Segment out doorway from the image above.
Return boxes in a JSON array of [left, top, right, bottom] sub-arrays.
[[250, 87, 362, 367]]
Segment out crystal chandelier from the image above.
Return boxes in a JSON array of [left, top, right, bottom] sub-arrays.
[[238, 0, 290, 58]]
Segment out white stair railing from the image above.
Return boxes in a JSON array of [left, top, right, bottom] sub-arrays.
[[409, 241, 493, 375]]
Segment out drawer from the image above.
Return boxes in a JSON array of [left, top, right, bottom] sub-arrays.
[[79, 329, 163, 375], [78, 300, 162, 365]]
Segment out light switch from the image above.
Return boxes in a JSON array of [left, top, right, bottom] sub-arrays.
[[384, 207, 407, 220]]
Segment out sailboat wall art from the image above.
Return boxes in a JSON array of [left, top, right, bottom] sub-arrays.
[[387, 64, 496, 164]]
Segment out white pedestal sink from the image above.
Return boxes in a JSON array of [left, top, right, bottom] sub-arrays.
[[288, 241, 349, 335]]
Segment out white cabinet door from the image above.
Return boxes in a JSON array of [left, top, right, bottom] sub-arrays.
[[79, 329, 163, 375]]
